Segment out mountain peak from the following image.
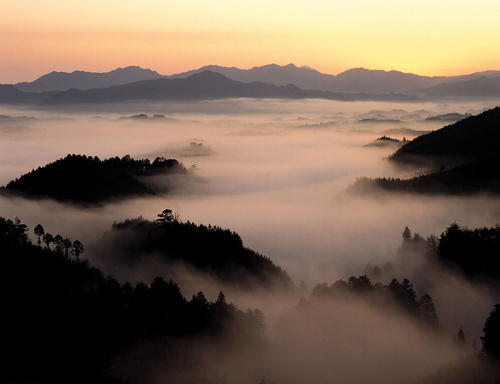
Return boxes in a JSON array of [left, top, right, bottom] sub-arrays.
[[15, 66, 165, 92]]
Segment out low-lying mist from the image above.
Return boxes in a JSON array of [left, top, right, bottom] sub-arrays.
[[2, 99, 499, 383]]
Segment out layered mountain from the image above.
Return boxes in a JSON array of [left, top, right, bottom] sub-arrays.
[[11, 63, 500, 96], [170, 63, 500, 94], [39, 71, 418, 105], [0, 84, 56, 104], [410, 76, 500, 100], [15, 66, 164, 92]]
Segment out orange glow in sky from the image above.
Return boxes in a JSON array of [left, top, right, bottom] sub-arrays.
[[1, 0, 499, 83]]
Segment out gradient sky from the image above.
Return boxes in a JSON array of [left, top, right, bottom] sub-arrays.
[[1, 0, 499, 83]]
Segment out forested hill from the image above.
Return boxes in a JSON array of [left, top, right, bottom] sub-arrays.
[[350, 107, 500, 195], [351, 160, 500, 196], [389, 106, 500, 167], [399, 223, 500, 284], [93, 212, 295, 290], [2, 216, 268, 384], [2, 154, 187, 204]]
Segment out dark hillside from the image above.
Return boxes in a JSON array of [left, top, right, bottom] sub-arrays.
[[2, 154, 187, 204], [93, 214, 294, 290], [3, 216, 268, 384], [389, 107, 500, 167], [351, 158, 500, 196], [350, 107, 500, 195]]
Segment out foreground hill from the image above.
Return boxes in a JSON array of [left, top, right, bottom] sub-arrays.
[[2, 154, 187, 204], [3, 216, 268, 384], [93, 213, 295, 290], [15, 66, 164, 92]]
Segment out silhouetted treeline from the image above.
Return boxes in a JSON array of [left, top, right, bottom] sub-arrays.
[[397, 223, 500, 287], [350, 159, 500, 195], [363, 135, 405, 148], [437, 223, 500, 281], [3, 217, 267, 384], [310, 275, 439, 329], [96, 213, 294, 290], [482, 303, 500, 361], [350, 107, 500, 196], [389, 107, 500, 167], [2, 154, 187, 203], [415, 302, 500, 384]]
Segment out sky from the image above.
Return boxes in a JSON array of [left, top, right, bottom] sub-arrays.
[[1, 0, 499, 83]]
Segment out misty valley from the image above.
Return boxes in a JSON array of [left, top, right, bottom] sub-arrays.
[[2, 81, 500, 383]]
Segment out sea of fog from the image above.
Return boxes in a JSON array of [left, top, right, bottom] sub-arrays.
[[1, 99, 499, 345]]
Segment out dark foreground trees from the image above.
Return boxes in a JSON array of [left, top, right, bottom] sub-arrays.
[[3, 216, 267, 384], [481, 303, 500, 361]]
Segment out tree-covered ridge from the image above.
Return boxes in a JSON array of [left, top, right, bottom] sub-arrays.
[[396, 223, 500, 285], [350, 158, 500, 195], [363, 135, 406, 149], [96, 211, 294, 290], [310, 275, 439, 329], [350, 107, 500, 196], [3, 216, 267, 384], [2, 154, 187, 204], [437, 223, 500, 281], [389, 106, 500, 167]]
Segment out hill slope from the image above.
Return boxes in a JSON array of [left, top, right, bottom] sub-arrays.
[[350, 107, 500, 195], [2, 154, 187, 204], [93, 215, 295, 290], [3, 216, 268, 384], [389, 107, 500, 167]]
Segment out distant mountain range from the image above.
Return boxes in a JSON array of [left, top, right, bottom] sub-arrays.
[[15, 66, 164, 92], [167, 64, 500, 94], [38, 70, 420, 105], [411, 76, 500, 100], [1, 64, 499, 104]]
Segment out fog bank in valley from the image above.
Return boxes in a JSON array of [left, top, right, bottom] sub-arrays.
[[2, 99, 499, 383]]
